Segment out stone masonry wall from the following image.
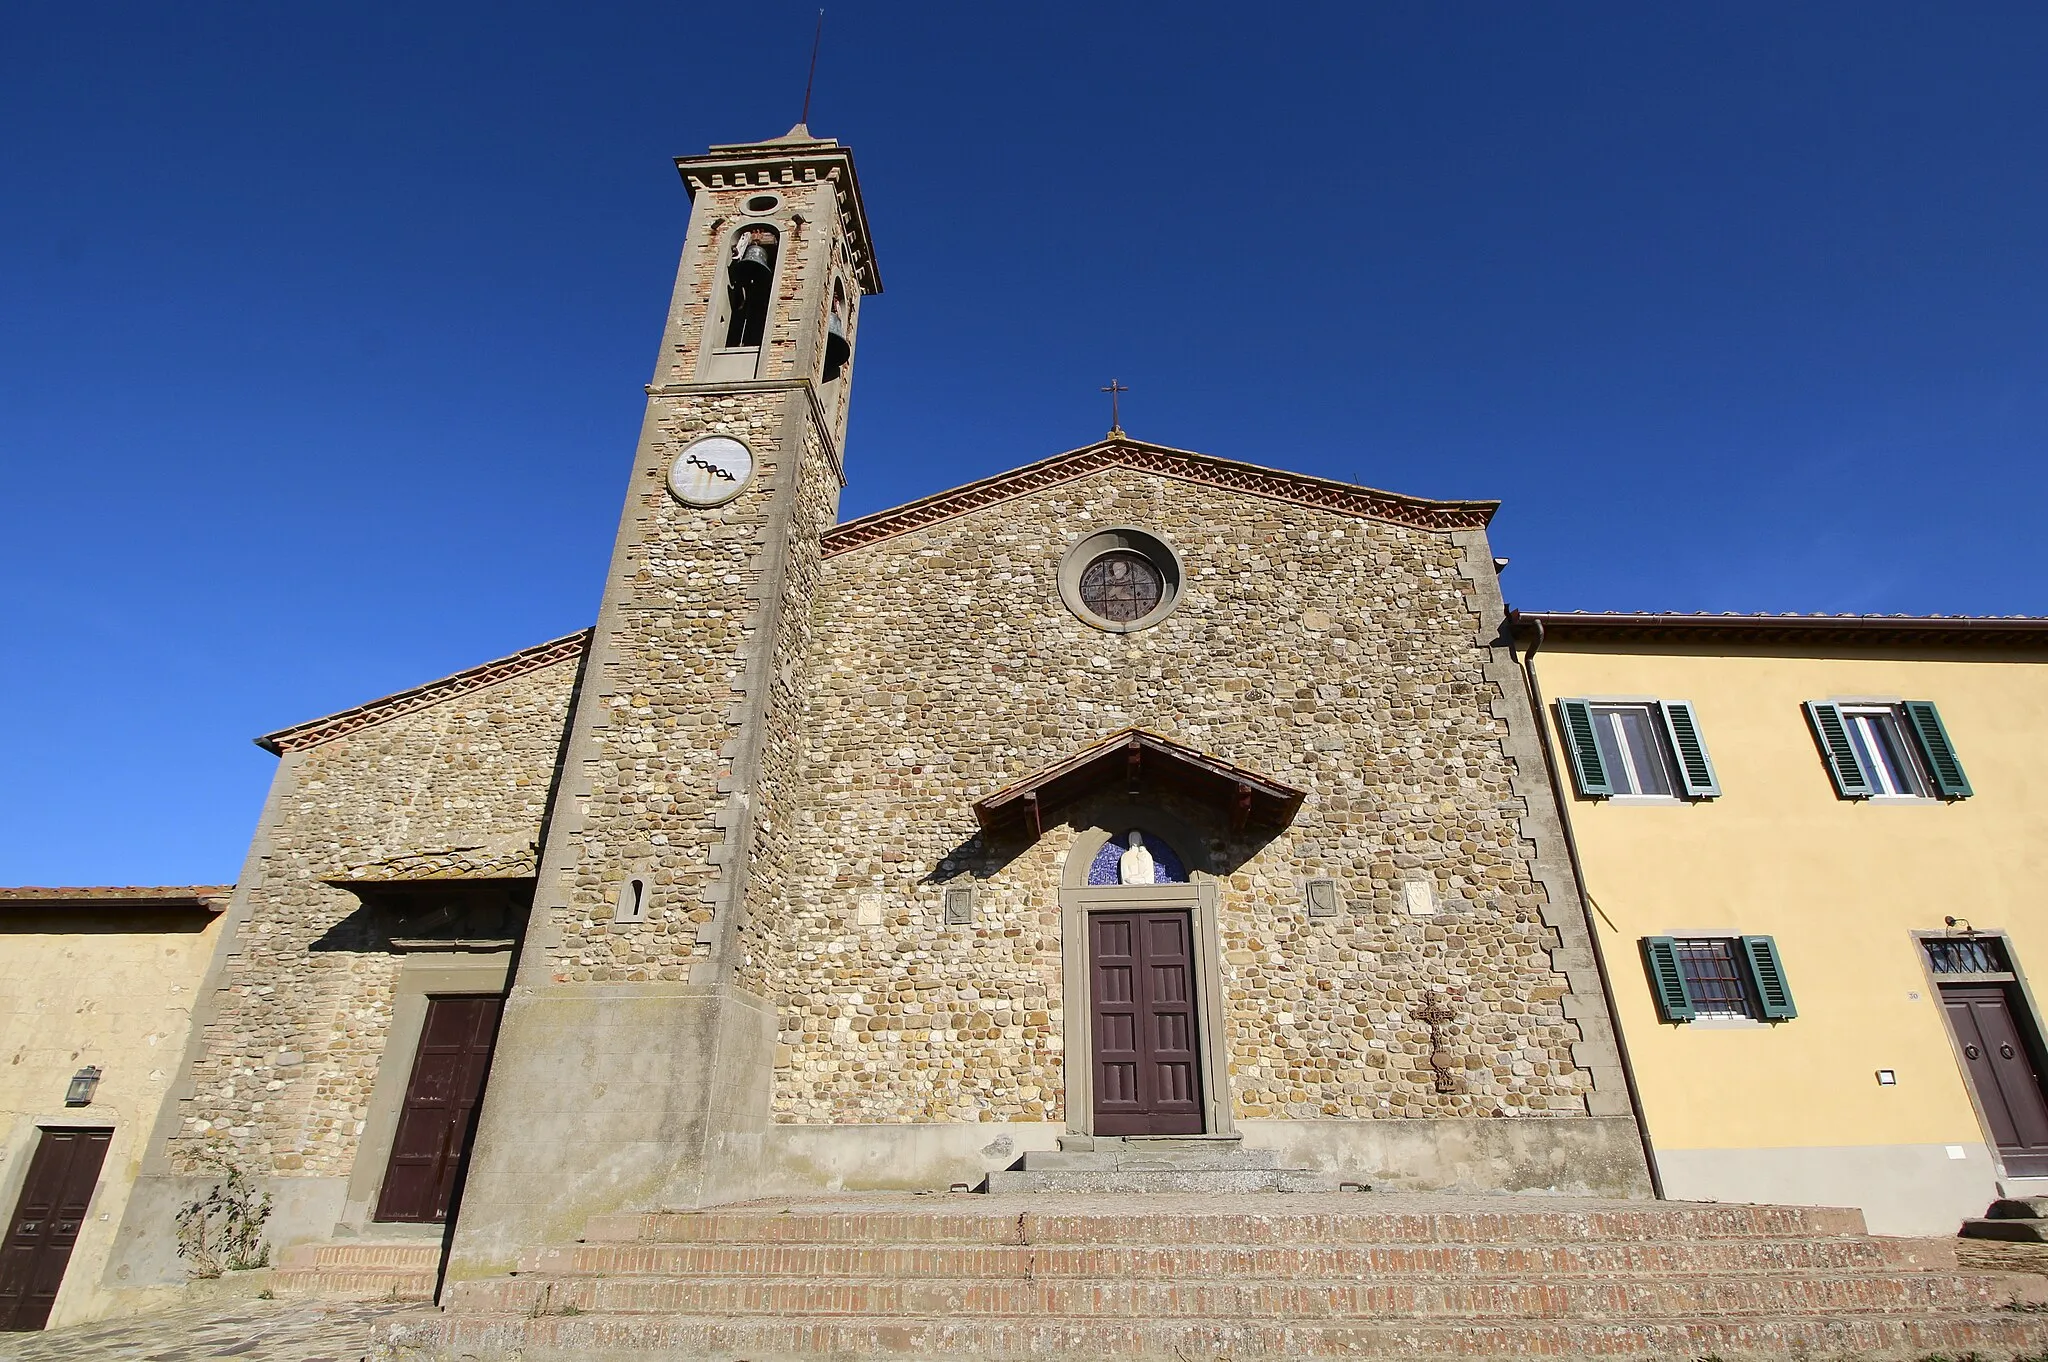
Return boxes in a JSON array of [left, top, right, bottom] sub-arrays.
[[166, 657, 577, 1177], [543, 389, 832, 981], [770, 467, 1590, 1125], [735, 419, 841, 996]]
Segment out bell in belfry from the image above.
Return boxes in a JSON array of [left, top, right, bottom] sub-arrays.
[[728, 229, 776, 293], [823, 311, 851, 382]]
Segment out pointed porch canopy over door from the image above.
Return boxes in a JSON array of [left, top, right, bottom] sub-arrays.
[[972, 728, 1305, 842]]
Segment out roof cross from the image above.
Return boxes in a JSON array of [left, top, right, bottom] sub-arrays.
[[1100, 379, 1129, 438]]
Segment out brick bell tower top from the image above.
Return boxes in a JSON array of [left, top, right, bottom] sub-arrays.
[[661, 125, 882, 455]]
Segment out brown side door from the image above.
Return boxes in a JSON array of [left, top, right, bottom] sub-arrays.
[[375, 995, 503, 1223], [0, 1127, 112, 1330], [1091, 910, 1203, 1135], [1943, 984, 2048, 1177]]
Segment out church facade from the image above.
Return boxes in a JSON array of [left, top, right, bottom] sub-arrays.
[[101, 126, 1649, 1291]]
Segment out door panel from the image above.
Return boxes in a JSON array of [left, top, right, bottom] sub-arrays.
[[375, 996, 503, 1223], [1091, 910, 1203, 1135], [0, 1128, 111, 1331], [1943, 984, 2048, 1177]]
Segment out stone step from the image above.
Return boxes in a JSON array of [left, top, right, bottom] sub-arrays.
[[1017, 1145, 1282, 1172], [447, 1270, 2040, 1320], [982, 1167, 1335, 1194], [514, 1234, 1956, 1280], [1964, 1215, 2048, 1243], [377, 1308, 2048, 1360], [584, 1200, 1870, 1246]]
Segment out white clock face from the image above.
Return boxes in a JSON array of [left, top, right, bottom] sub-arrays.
[[668, 436, 754, 507]]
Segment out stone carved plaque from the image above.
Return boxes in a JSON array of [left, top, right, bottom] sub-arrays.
[[669, 435, 754, 507]]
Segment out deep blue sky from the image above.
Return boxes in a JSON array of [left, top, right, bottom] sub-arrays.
[[4, 3, 2044, 884]]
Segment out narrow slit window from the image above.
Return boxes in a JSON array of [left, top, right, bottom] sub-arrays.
[[614, 877, 648, 924]]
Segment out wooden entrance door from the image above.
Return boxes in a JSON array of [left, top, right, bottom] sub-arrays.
[[1091, 910, 1203, 1135], [375, 995, 503, 1223], [1943, 984, 2048, 1176], [0, 1127, 111, 1330]]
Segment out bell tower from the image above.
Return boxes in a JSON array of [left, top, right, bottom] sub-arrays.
[[656, 125, 879, 451], [448, 127, 880, 1278]]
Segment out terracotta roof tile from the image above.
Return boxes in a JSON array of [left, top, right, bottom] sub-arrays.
[[0, 885, 232, 909], [256, 629, 591, 755], [821, 436, 1496, 558], [1513, 610, 2048, 648]]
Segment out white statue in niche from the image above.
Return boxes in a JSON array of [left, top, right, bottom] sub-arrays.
[[1118, 831, 1157, 885]]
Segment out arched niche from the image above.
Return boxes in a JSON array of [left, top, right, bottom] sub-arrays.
[[1060, 802, 1214, 890]]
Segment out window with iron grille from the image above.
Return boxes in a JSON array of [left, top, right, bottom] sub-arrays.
[[1643, 935, 1797, 1022], [1925, 935, 2012, 977], [1673, 939, 1758, 1018]]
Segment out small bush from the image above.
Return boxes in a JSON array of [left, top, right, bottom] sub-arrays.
[[173, 1139, 273, 1279]]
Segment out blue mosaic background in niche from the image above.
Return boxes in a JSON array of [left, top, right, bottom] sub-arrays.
[[1086, 832, 1188, 886]]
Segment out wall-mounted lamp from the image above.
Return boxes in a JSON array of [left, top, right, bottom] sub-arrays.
[[1946, 916, 1976, 935], [1876, 1069, 1898, 1087], [65, 1066, 102, 1107]]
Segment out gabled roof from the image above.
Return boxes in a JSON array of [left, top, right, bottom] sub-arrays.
[[1514, 610, 2048, 649], [257, 629, 591, 755], [973, 728, 1306, 841], [0, 886, 232, 911], [821, 437, 1496, 558]]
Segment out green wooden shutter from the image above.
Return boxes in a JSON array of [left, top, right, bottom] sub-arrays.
[[1804, 701, 1873, 798], [1557, 699, 1613, 797], [1642, 937, 1695, 1021], [1658, 701, 1721, 798], [1740, 936, 1797, 1019], [1902, 701, 1972, 799]]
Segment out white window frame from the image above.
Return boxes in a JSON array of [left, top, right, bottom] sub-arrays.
[[1588, 700, 1682, 802], [1838, 701, 1934, 801]]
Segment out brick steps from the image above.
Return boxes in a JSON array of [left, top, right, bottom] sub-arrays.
[[272, 1240, 440, 1302], [450, 1269, 2039, 1319], [518, 1235, 1952, 1278], [384, 1310, 2048, 1361], [374, 1194, 2048, 1360], [585, 1202, 1870, 1245]]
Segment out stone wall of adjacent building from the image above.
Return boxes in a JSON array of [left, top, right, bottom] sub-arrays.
[[769, 467, 1590, 1125], [164, 657, 578, 1177]]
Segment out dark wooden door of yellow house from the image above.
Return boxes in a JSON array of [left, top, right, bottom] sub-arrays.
[[376, 995, 502, 1223], [0, 1127, 111, 1330], [1943, 984, 2048, 1177], [1091, 910, 1203, 1135]]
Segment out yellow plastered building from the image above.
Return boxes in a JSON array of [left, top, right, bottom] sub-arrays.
[[0, 887, 229, 1328], [1516, 612, 2048, 1234]]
